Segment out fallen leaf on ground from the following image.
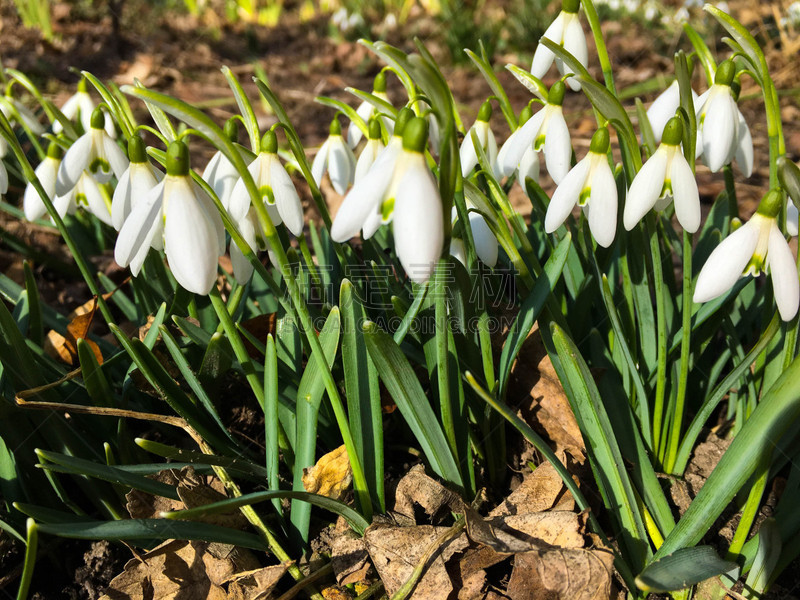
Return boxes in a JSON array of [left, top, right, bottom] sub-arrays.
[[44, 295, 103, 365], [505, 545, 615, 600], [392, 465, 465, 526], [490, 459, 574, 517], [364, 523, 469, 599], [330, 529, 370, 586], [302, 445, 353, 501], [224, 564, 289, 600]]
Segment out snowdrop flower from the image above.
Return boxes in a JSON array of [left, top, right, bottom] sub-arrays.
[[203, 119, 251, 211], [229, 130, 304, 236], [497, 81, 571, 184], [460, 100, 501, 180], [332, 117, 443, 282], [694, 190, 799, 321], [312, 118, 356, 195], [23, 142, 67, 221], [61, 171, 113, 225], [56, 107, 128, 197], [624, 117, 700, 232], [230, 207, 277, 284], [0, 94, 44, 137], [778, 156, 800, 237], [111, 134, 162, 230], [355, 119, 385, 182], [646, 79, 699, 144], [695, 59, 742, 173], [545, 127, 617, 247], [331, 108, 412, 240], [54, 78, 115, 137], [348, 72, 394, 147], [732, 104, 754, 178], [531, 0, 588, 92], [450, 205, 498, 267], [497, 104, 541, 186], [115, 140, 224, 294]]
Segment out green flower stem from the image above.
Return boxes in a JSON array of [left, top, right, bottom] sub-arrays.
[[664, 231, 694, 473], [723, 165, 738, 235], [727, 452, 770, 560], [581, 0, 617, 94], [297, 234, 322, 289], [647, 215, 668, 459], [0, 115, 115, 327]]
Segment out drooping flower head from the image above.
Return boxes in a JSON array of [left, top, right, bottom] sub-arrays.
[[348, 71, 394, 147], [696, 59, 745, 173], [203, 118, 248, 211], [332, 116, 443, 282], [111, 134, 162, 230], [545, 126, 618, 247], [497, 81, 571, 184], [460, 100, 501, 180], [646, 57, 700, 144], [54, 78, 115, 137], [312, 117, 356, 195], [531, 0, 588, 92], [624, 117, 700, 232], [229, 129, 304, 236], [449, 205, 498, 268], [694, 189, 799, 321], [115, 140, 225, 295]]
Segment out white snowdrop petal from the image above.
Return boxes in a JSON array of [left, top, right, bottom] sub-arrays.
[[587, 161, 618, 247], [165, 179, 220, 295], [348, 100, 373, 148], [767, 224, 800, 321], [543, 110, 572, 184], [669, 153, 701, 233], [393, 161, 443, 283], [460, 127, 481, 178], [693, 220, 760, 303], [56, 133, 92, 196], [103, 111, 116, 138], [111, 168, 133, 230], [355, 139, 383, 182], [327, 138, 355, 195], [104, 135, 129, 179], [788, 201, 799, 237], [450, 237, 466, 266], [518, 145, 541, 184], [735, 110, 754, 178], [647, 81, 680, 143], [531, 13, 565, 78], [230, 211, 259, 283], [78, 174, 112, 226], [270, 158, 304, 236], [115, 181, 165, 271], [498, 110, 544, 177], [561, 15, 587, 91], [469, 212, 498, 267], [362, 209, 383, 240], [311, 140, 329, 186], [193, 182, 226, 256], [702, 93, 737, 172], [24, 158, 58, 221], [545, 157, 590, 233], [330, 158, 393, 242], [624, 148, 667, 230]]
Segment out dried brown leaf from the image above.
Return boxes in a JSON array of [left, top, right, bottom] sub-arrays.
[[490, 460, 573, 517], [392, 465, 465, 526], [224, 564, 289, 600], [302, 445, 353, 501], [364, 523, 468, 599], [505, 546, 615, 600], [330, 530, 370, 586]]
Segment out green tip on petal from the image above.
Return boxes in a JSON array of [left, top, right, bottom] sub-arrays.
[[548, 81, 566, 106], [402, 117, 429, 153], [127, 134, 147, 163], [329, 117, 342, 136], [714, 59, 735, 87], [394, 107, 415, 138], [46, 141, 64, 160], [374, 71, 387, 93], [756, 189, 784, 219], [778, 156, 800, 206], [166, 140, 190, 176], [477, 100, 493, 122], [90, 107, 105, 130], [223, 118, 239, 143], [562, 0, 580, 13], [519, 104, 533, 125], [662, 117, 684, 146], [589, 127, 610, 154], [260, 129, 278, 154], [368, 118, 382, 140]]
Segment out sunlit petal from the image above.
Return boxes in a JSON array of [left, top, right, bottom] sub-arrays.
[[693, 220, 760, 303], [545, 156, 590, 233], [669, 152, 700, 233], [735, 109, 754, 178], [587, 160, 618, 247], [469, 212, 498, 267], [543, 109, 571, 184], [56, 133, 92, 196], [531, 13, 564, 79], [270, 157, 304, 236], [767, 224, 799, 321], [115, 181, 165, 275], [624, 148, 667, 230], [498, 110, 544, 177]]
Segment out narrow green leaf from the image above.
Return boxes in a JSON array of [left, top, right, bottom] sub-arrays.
[[315, 96, 368, 138], [464, 45, 516, 128], [363, 322, 463, 489], [682, 23, 717, 84], [222, 65, 260, 152], [81, 71, 133, 137], [22, 262, 42, 345], [504, 64, 548, 101], [17, 519, 38, 600], [551, 323, 650, 572], [163, 490, 369, 537], [498, 233, 571, 399], [744, 518, 781, 595], [135, 438, 268, 479], [36, 518, 270, 550], [636, 547, 738, 593], [77, 338, 113, 407], [134, 79, 176, 142]]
